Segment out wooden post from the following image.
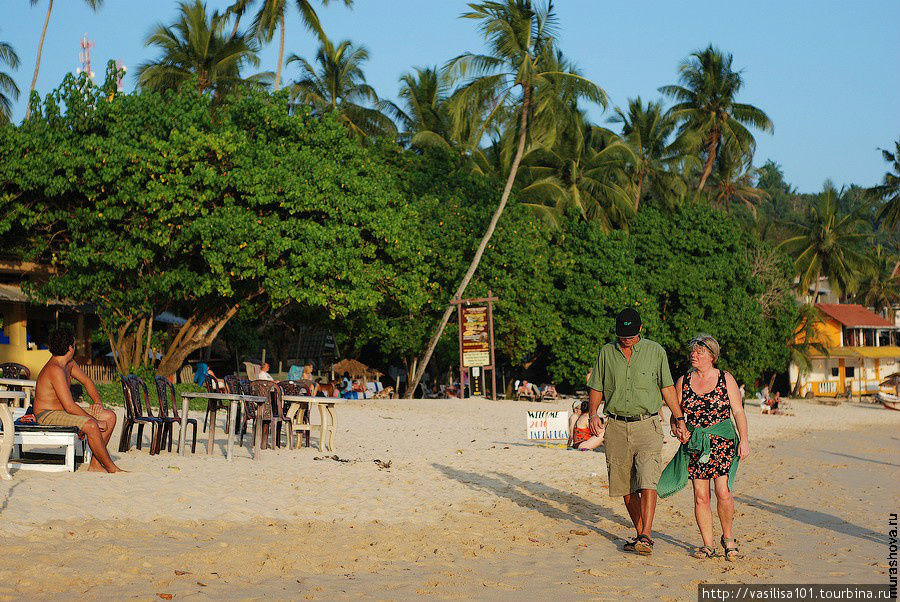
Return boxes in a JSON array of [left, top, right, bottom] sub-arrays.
[[487, 290, 497, 401], [456, 296, 465, 399]]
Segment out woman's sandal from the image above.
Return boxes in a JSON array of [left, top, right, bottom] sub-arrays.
[[633, 534, 654, 556], [693, 546, 718, 559], [721, 535, 739, 561], [623, 537, 637, 552]]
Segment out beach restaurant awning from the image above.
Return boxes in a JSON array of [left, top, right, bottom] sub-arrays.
[[810, 346, 900, 359]]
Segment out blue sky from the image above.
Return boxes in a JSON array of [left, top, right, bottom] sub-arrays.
[[4, 0, 898, 192]]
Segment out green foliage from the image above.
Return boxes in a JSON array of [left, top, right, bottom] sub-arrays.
[[348, 146, 555, 369], [628, 204, 794, 385], [0, 64, 422, 375], [0, 38, 20, 123]]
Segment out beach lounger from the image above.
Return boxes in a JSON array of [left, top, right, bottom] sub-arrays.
[[2, 407, 92, 472]]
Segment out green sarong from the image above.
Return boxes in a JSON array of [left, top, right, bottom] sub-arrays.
[[658, 418, 740, 499]]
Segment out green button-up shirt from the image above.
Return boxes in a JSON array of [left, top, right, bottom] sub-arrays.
[[586, 337, 674, 416]]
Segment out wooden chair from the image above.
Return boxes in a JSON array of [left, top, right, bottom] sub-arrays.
[[154, 376, 198, 453], [247, 380, 292, 450], [117, 376, 164, 455], [279, 380, 315, 448]]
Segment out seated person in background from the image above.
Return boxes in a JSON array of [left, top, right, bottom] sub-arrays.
[[765, 391, 783, 415], [257, 362, 274, 381], [33, 326, 124, 473], [541, 383, 559, 400], [516, 379, 537, 400], [302, 364, 314, 381], [568, 400, 604, 451]]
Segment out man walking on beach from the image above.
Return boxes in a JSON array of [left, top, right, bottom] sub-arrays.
[[33, 326, 124, 473], [587, 308, 688, 555]]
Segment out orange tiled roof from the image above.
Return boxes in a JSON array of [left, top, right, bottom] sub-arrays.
[[815, 303, 894, 328]]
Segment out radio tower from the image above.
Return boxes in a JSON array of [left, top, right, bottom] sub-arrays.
[[76, 33, 95, 80]]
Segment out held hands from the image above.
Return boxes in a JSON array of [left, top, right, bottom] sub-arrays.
[[738, 440, 750, 460], [669, 416, 690, 443], [588, 414, 604, 437]]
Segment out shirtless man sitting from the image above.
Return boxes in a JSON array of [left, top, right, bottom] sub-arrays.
[[33, 327, 123, 473]]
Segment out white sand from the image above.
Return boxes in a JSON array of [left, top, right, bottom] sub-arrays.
[[0, 396, 897, 599]]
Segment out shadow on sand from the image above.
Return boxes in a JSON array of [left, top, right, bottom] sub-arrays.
[[736, 494, 882, 544], [433, 464, 692, 551], [821, 450, 899, 468]]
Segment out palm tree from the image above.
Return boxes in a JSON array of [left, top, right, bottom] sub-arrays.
[[660, 45, 773, 192], [854, 245, 900, 314], [229, 0, 353, 92], [0, 38, 20, 123], [608, 97, 689, 210], [25, 0, 104, 120], [708, 142, 767, 212], [138, 0, 264, 96], [390, 66, 453, 148], [871, 140, 900, 231], [777, 182, 870, 300], [286, 36, 396, 138], [517, 116, 634, 229], [406, 0, 608, 396], [788, 303, 829, 396]]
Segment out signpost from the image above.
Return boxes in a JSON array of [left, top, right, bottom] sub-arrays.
[[452, 291, 498, 400], [526, 410, 569, 442]]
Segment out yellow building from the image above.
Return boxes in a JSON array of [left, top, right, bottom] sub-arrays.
[[791, 303, 899, 398], [0, 261, 92, 378]]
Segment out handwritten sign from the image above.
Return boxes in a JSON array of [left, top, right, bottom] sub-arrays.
[[526, 410, 569, 441], [461, 306, 490, 367]]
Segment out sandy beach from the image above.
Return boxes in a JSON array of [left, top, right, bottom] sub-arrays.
[[1, 396, 897, 600]]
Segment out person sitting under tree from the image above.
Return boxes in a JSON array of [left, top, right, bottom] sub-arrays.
[[33, 326, 124, 473]]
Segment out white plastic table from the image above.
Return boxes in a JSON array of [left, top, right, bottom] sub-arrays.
[[282, 395, 345, 452], [0, 391, 26, 480], [178, 392, 266, 461], [0, 378, 36, 408]]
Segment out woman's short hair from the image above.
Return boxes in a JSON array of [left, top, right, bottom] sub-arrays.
[[580, 400, 590, 413], [689, 333, 720, 363]]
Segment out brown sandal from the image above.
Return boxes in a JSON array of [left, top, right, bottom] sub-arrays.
[[693, 545, 718, 559], [633, 535, 654, 555], [721, 535, 739, 561]]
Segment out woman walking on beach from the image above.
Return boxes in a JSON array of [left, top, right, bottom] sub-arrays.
[[658, 334, 749, 560]]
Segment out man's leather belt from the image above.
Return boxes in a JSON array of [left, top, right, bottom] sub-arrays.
[[607, 412, 658, 422]]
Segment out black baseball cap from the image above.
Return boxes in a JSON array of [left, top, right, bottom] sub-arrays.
[[615, 308, 642, 337]]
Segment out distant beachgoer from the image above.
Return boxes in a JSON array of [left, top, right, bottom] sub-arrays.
[[658, 334, 749, 561], [32, 327, 124, 473], [258, 362, 274, 381], [765, 392, 783, 415], [568, 400, 604, 450], [516, 380, 537, 401], [587, 308, 690, 556], [302, 364, 314, 381]]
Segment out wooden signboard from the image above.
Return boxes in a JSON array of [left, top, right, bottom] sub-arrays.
[[452, 292, 497, 400]]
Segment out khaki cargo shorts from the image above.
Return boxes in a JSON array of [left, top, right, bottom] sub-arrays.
[[603, 414, 664, 497], [36, 405, 104, 430]]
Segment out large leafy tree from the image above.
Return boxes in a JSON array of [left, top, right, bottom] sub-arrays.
[[228, 0, 353, 92], [871, 140, 900, 231], [0, 38, 19, 123], [708, 142, 767, 211], [629, 204, 795, 386], [287, 36, 396, 138], [1, 64, 421, 376], [608, 97, 688, 210], [138, 0, 265, 96], [406, 0, 608, 396], [24, 0, 103, 120], [777, 182, 870, 300], [660, 45, 773, 192]]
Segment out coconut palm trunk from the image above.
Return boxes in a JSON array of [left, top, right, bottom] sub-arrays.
[[25, 0, 53, 120], [696, 132, 719, 191], [273, 13, 285, 91], [405, 85, 531, 398]]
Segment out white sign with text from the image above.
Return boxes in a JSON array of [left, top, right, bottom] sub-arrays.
[[526, 410, 569, 440]]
